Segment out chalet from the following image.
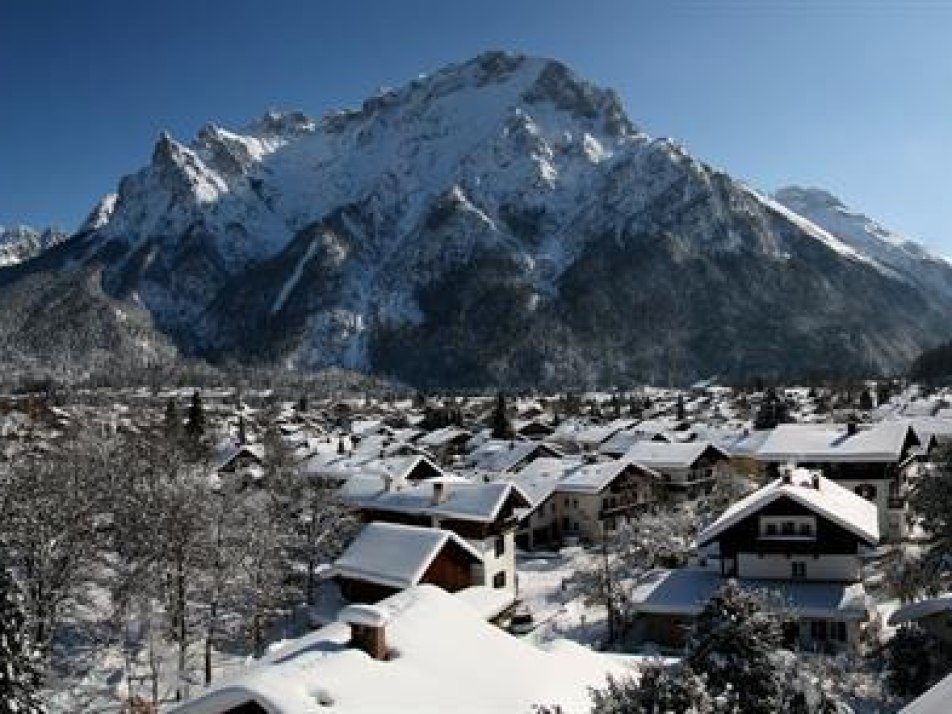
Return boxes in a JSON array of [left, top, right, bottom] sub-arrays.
[[629, 469, 879, 653], [332, 522, 483, 603], [624, 441, 730, 500], [509, 457, 660, 549], [756, 421, 922, 541], [355, 481, 530, 593], [552, 459, 660, 543]]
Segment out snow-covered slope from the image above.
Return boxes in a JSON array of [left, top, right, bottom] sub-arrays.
[[0, 225, 67, 267], [774, 186, 952, 300], [3, 52, 952, 385]]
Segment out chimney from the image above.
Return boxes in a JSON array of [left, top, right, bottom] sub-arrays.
[[431, 481, 448, 505], [340, 604, 390, 661], [781, 470, 792, 485], [811, 474, 820, 490], [847, 420, 858, 437]]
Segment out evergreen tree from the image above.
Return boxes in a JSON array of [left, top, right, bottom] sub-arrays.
[[877, 381, 892, 407], [910, 444, 952, 572], [685, 581, 783, 714], [491, 392, 513, 439], [754, 387, 790, 430], [184, 390, 205, 441], [859, 388, 874, 411], [589, 666, 716, 714], [237, 416, 248, 446], [676, 394, 686, 421], [886, 625, 949, 698], [0, 565, 45, 714]]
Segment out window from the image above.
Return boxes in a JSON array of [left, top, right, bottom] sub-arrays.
[[494, 535, 505, 558], [766, 523, 778, 536], [782, 521, 795, 536], [493, 571, 506, 589], [798, 522, 812, 537], [792, 562, 806, 579]]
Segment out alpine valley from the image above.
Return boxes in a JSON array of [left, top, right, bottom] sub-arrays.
[[3, 51, 951, 387]]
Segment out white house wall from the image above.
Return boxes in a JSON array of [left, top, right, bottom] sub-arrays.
[[737, 553, 862, 581]]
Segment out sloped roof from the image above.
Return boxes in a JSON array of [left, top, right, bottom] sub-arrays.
[[697, 469, 879, 546], [358, 481, 530, 523], [757, 421, 917, 463], [508, 457, 583, 506], [171, 585, 624, 714], [598, 429, 643, 456], [418, 426, 471, 447], [332, 522, 481, 589], [629, 568, 869, 620], [556, 460, 659, 495], [889, 595, 952, 626], [624, 441, 727, 470], [466, 439, 556, 473], [903, 672, 952, 714]]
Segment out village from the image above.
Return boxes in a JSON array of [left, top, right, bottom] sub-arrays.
[[3, 377, 952, 713]]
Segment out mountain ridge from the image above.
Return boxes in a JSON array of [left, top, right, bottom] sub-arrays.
[[2, 51, 950, 386]]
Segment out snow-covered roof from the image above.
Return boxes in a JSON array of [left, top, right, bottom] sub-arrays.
[[757, 421, 917, 463], [307, 453, 442, 486], [723, 428, 772, 458], [358, 481, 529, 523], [902, 671, 952, 714], [597, 428, 643, 456], [465, 439, 556, 474], [417, 426, 471, 448], [332, 522, 482, 590], [171, 584, 625, 714], [888, 595, 952, 626], [629, 568, 870, 620], [454, 585, 516, 620], [508, 456, 583, 507], [556, 459, 659, 495], [697, 469, 879, 546], [551, 419, 634, 447], [623, 440, 727, 470], [213, 441, 265, 471]]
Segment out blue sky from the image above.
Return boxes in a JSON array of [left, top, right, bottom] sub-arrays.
[[2, 0, 950, 251]]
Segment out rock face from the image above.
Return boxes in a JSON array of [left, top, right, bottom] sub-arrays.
[[2, 51, 951, 386]]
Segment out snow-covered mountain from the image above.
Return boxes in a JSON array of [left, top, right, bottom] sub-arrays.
[[0, 225, 67, 267], [774, 186, 952, 302], [2, 51, 951, 385]]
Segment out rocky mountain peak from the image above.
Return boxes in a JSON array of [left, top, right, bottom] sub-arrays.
[[0, 224, 68, 266], [5, 52, 951, 386]]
